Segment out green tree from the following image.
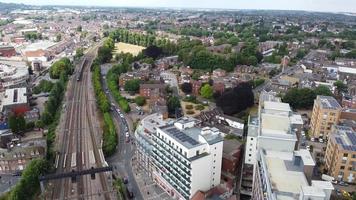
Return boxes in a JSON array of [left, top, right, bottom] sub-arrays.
[[283, 88, 316, 109], [124, 79, 140, 93], [9, 159, 48, 200], [8, 115, 26, 134], [314, 85, 333, 96], [49, 58, 73, 79], [167, 96, 181, 116], [135, 96, 146, 106], [334, 80, 348, 95], [200, 84, 213, 99]]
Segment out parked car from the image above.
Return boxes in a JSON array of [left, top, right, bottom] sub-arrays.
[[339, 181, 349, 186], [319, 138, 324, 143], [306, 145, 310, 151], [123, 177, 128, 184], [310, 138, 315, 142]]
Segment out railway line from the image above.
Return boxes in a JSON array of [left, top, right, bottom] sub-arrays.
[[47, 46, 114, 200]]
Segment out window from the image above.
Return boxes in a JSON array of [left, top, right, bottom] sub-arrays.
[[251, 138, 254, 141], [344, 153, 349, 157], [249, 154, 252, 157], [340, 166, 345, 170], [196, 150, 199, 156], [214, 154, 216, 156]]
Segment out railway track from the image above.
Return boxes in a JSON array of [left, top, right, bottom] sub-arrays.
[[48, 46, 113, 200]]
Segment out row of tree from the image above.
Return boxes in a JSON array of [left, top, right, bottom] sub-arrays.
[[91, 61, 117, 157]]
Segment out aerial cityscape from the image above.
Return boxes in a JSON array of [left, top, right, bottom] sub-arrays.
[[0, 0, 355, 200]]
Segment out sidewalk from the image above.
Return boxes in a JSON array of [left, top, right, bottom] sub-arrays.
[[131, 157, 173, 200]]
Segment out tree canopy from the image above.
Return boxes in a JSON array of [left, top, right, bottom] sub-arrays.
[[49, 58, 73, 79], [200, 84, 214, 99], [181, 82, 193, 94], [124, 79, 140, 94], [215, 82, 254, 115]]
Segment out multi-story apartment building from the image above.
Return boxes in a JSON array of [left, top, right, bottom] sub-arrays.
[[150, 117, 224, 199], [253, 149, 333, 200], [244, 91, 303, 165], [241, 91, 304, 198], [310, 96, 342, 139], [324, 125, 356, 183]]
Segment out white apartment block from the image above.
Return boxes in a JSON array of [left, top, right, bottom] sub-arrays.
[[245, 91, 303, 165], [150, 117, 224, 200], [252, 149, 333, 200]]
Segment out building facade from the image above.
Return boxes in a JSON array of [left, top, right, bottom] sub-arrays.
[[324, 125, 356, 183], [310, 96, 342, 139], [150, 118, 224, 199]]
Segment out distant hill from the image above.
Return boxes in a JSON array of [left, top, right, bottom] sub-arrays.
[[0, 1, 27, 12]]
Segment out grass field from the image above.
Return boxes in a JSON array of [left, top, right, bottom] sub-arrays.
[[114, 42, 146, 56]]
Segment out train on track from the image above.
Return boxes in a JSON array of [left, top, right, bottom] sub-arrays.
[[76, 58, 88, 81]]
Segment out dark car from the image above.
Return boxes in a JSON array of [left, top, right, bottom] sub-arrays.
[[123, 177, 128, 184]]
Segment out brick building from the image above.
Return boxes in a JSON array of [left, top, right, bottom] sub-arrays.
[[0, 46, 16, 57]]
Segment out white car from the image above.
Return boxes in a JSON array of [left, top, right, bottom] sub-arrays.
[[120, 114, 124, 118], [319, 138, 324, 143], [125, 132, 129, 137], [306, 145, 310, 151], [310, 138, 315, 142]]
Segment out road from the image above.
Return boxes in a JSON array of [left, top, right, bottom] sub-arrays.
[[46, 46, 115, 200], [101, 66, 144, 200]]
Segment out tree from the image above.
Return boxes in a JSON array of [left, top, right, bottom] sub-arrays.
[[215, 82, 254, 115], [9, 159, 48, 200], [97, 46, 113, 64], [74, 48, 84, 60], [143, 45, 163, 59], [8, 115, 26, 134], [76, 25, 82, 32], [283, 88, 316, 109], [334, 80, 348, 95], [124, 79, 140, 93], [200, 84, 213, 99], [167, 96, 181, 116], [314, 85, 333, 96], [49, 58, 73, 79], [135, 96, 146, 106], [181, 82, 192, 94]]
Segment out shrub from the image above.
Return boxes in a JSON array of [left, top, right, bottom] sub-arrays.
[[195, 104, 205, 111], [185, 104, 193, 110], [186, 110, 195, 115]]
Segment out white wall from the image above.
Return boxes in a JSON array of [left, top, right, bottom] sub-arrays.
[[258, 137, 296, 152], [190, 140, 223, 199], [245, 136, 257, 165]]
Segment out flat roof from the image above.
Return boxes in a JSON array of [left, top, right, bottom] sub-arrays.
[[2, 87, 27, 106], [161, 125, 203, 149], [317, 95, 341, 110], [262, 150, 309, 200], [331, 125, 356, 151], [264, 101, 292, 112], [339, 67, 356, 75]]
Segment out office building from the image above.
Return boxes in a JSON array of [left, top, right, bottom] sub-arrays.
[[310, 96, 342, 139], [324, 125, 356, 183]]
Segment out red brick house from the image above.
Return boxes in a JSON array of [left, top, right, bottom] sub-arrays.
[[0, 46, 16, 57]]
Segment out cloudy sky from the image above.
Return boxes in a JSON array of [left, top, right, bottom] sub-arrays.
[[2, 0, 356, 13]]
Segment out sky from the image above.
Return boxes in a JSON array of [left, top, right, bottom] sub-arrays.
[[2, 0, 356, 13]]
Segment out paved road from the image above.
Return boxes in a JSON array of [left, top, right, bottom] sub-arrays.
[[0, 174, 20, 194], [101, 66, 144, 200]]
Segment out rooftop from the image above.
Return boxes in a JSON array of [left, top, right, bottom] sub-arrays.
[[317, 95, 341, 110], [1, 87, 28, 107], [262, 150, 309, 200], [331, 125, 356, 151], [264, 101, 292, 113]]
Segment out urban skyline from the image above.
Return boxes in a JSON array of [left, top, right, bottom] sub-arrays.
[[1, 0, 356, 13]]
